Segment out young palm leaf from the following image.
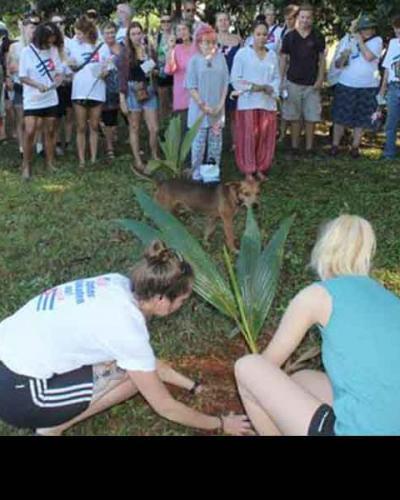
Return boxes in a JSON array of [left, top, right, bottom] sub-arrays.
[[250, 215, 295, 341], [119, 187, 238, 320]]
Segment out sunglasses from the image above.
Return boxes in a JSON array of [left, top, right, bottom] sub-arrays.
[[185, 8, 195, 12], [161, 19, 171, 23], [24, 20, 40, 26], [54, 21, 65, 26]]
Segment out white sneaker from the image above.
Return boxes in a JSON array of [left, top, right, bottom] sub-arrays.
[[55, 145, 64, 156], [36, 142, 44, 155]]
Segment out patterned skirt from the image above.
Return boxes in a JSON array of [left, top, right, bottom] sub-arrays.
[[332, 83, 378, 129]]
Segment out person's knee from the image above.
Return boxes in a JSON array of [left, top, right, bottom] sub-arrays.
[[76, 121, 86, 134], [290, 369, 314, 384], [130, 122, 140, 134], [234, 354, 264, 384]]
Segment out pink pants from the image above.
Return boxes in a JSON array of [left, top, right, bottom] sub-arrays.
[[235, 109, 277, 175]]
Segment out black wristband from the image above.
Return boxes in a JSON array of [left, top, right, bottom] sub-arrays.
[[189, 379, 201, 396]]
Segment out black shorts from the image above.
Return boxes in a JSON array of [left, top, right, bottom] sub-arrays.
[[102, 108, 119, 127], [308, 404, 336, 436], [73, 99, 103, 109], [24, 105, 60, 118], [0, 361, 94, 430], [57, 83, 72, 117]]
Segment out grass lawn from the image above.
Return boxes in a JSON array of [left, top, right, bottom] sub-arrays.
[[0, 124, 399, 436]]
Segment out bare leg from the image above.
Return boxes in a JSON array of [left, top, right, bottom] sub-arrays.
[[74, 104, 88, 167], [305, 121, 315, 151], [332, 123, 345, 147], [36, 374, 138, 436], [65, 107, 74, 146], [22, 116, 38, 179], [43, 117, 57, 171], [290, 121, 301, 149], [88, 104, 102, 163], [352, 127, 363, 148], [143, 108, 160, 160], [104, 126, 116, 156], [15, 105, 24, 152], [128, 111, 144, 168], [158, 85, 172, 122], [235, 354, 333, 436]]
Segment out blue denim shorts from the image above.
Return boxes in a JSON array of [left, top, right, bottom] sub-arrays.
[[127, 81, 158, 112]]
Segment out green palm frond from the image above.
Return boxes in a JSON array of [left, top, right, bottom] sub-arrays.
[[250, 215, 295, 339], [122, 187, 238, 319], [159, 115, 181, 168]]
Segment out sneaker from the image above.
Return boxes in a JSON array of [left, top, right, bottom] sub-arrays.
[[36, 142, 44, 156], [55, 145, 64, 157], [350, 147, 360, 159]]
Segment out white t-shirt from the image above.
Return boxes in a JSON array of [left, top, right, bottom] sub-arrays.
[[383, 38, 400, 83], [69, 39, 109, 102], [245, 25, 284, 53], [0, 273, 156, 379], [338, 35, 383, 88], [19, 44, 62, 110], [116, 27, 127, 45], [231, 46, 281, 111]]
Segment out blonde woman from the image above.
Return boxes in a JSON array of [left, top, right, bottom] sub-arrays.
[[235, 215, 400, 436]]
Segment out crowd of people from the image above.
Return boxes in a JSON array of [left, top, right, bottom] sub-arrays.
[[0, 2, 399, 181]]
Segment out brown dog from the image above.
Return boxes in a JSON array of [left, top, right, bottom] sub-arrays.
[[154, 178, 261, 251]]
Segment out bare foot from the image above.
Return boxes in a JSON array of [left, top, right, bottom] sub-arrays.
[[256, 171, 267, 182], [21, 166, 31, 181]]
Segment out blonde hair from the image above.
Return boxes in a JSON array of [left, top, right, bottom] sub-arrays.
[[310, 215, 376, 280]]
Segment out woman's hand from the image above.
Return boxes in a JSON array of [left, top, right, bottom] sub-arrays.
[[263, 84, 274, 95], [120, 96, 128, 116], [38, 83, 48, 93], [221, 413, 255, 436]]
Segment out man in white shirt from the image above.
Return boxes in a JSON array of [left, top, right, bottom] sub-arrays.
[[245, 6, 283, 53], [115, 3, 132, 45], [379, 15, 400, 159]]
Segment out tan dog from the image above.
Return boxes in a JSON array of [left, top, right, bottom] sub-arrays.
[[155, 178, 261, 251]]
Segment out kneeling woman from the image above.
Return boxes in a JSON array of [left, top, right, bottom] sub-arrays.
[[235, 215, 400, 436], [231, 20, 280, 182], [0, 241, 251, 436]]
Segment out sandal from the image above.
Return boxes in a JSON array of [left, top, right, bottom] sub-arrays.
[[130, 163, 151, 180]]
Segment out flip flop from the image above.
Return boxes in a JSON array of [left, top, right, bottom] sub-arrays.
[[130, 163, 152, 181]]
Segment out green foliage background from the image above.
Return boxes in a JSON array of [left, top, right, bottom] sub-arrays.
[[2, 0, 400, 39]]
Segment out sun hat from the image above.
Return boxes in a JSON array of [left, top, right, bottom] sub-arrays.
[[357, 14, 378, 31]]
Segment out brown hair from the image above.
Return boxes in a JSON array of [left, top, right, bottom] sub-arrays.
[[131, 240, 194, 301], [74, 15, 98, 44], [125, 21, 144, 69], [284, 4, 300, 18], [299, 4, 314, 14], [392, 15, 400, 29]]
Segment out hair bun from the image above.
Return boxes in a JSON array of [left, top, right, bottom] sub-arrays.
[[145, 240, 173, 265]]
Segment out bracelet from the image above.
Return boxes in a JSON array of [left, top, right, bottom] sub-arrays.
[[189, 379, 201, 396]]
